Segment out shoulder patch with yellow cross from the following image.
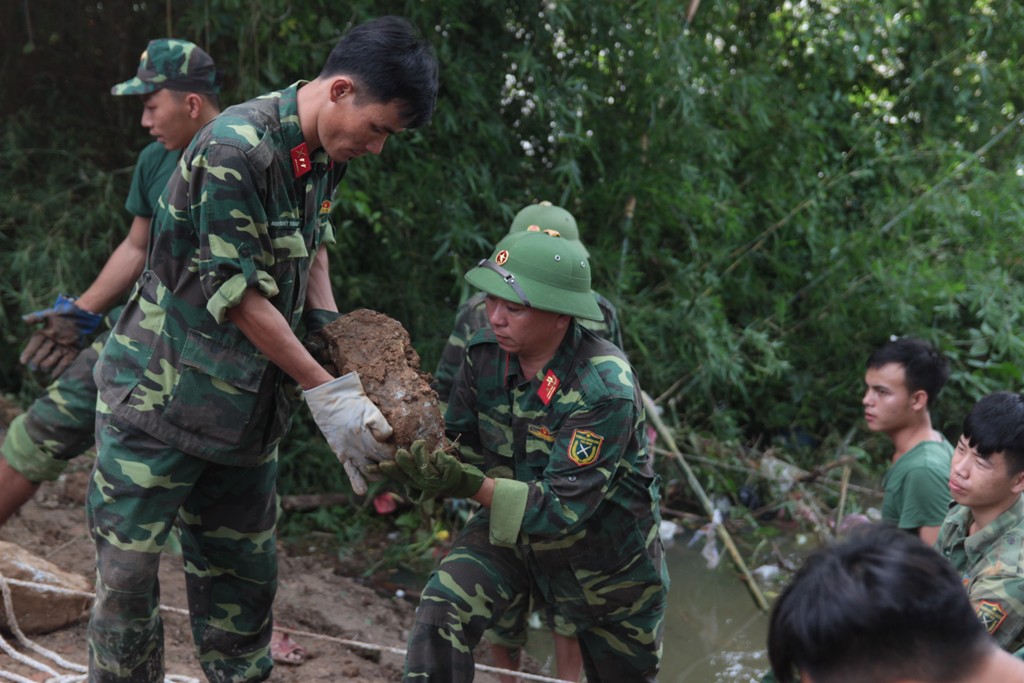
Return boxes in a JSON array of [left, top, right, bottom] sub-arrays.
[[568, 429, 604, 467]]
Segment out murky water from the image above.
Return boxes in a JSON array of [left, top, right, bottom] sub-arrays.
[[658, 535, 771, 682], [526, 530, 786, 682]]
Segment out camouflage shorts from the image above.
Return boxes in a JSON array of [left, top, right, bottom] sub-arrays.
[[0, 331, 107, 482]]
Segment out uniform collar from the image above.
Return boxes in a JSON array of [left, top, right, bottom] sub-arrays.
[[959, 495, 1024, 562], [279, 80, 332, 176]]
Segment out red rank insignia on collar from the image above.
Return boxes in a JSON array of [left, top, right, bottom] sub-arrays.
[[537, 369, 560, 405], [291, 143, 312, 177]]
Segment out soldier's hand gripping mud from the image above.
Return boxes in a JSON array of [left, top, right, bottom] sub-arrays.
[[304, 372, 396, 495]]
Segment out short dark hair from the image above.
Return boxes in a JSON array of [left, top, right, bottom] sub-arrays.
[[866, 337, 949, 403], [768, 524, 990, 683], [962, 391, 1024, 475], [319, 16, 438, 129], [163, 89, 221, 111]]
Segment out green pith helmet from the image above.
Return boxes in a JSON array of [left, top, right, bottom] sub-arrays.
[[508, 201, 589, 257], [111, 38, 220, 96], [465, 231, 603, 321]]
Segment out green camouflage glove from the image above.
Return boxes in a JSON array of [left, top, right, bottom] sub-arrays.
[[381, 440, 485, 500]]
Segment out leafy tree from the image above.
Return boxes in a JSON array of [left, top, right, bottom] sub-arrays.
[[1, 0, 1022, 493]]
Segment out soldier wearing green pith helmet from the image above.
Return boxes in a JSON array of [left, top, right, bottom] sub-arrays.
[[432, 201, 625, 682], [87, 17, 438, 683], [383, 227, 668, 682], [432, 201, 624, 409]]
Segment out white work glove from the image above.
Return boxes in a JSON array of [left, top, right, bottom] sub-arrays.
[[304, 372, 395, 495]]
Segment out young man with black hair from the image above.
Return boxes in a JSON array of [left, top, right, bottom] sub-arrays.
[[937, 391, 1024, 653], [87, 17, 438, 682], [767, 523, 1024, 683], [863, 337, 952, 544]]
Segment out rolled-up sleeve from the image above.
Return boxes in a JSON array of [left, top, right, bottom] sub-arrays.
[[188, 142, 281, 323]]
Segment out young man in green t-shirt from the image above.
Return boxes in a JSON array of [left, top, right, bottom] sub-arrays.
[[0, 39, 221, 528], [862, 337, 952, 545]]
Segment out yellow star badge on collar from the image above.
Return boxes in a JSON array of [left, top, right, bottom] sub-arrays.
[[568, 429, 604, 467]]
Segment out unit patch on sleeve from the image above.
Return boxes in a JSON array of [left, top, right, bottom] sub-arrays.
[[977, 600, 1008, 634], [567, 429, 604, 467]]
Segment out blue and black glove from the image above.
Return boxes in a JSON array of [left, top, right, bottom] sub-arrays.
[[20, 294, 103, 377]]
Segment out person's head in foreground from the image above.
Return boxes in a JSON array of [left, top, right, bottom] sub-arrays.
[[767, 523, 1024, 683]]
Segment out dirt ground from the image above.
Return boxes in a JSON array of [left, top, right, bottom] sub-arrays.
[[0, 458, 527, 682]]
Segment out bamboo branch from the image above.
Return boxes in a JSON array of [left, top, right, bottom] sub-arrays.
[[834, 465, 852, 538], [642, 392, 770, 612]]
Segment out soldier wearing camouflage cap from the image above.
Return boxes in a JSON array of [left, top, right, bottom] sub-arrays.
[[87, 17, 437, 683], [383, 230, 668, 682], [111, 38, 221, 96], [0, 39, 222, 530]]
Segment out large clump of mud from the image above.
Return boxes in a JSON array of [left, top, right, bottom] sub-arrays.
[[305, 309, 446, 452]]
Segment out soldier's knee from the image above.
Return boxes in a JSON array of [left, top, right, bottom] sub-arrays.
[[96, 545, 161, 594]]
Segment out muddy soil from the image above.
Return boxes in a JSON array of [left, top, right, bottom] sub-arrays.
[[0, 463, 546, 682], [306, 309, 446, 452], [0, 395, 546, 682]]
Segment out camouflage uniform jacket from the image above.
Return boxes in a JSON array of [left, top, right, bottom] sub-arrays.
[[936, 495, 1024, 652], [95, 81, 345, 466], [446, 321, 666, 614], [433, 289, 623, 403]]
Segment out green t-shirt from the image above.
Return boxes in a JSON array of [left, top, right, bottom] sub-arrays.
[[881, 437, 953, 530], [124, 141, 180, 218]]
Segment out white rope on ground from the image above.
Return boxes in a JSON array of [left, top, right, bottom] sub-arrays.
[[2, 577, 574, 683], [0, 572, 200, 683], [0, 572, 69, 679]]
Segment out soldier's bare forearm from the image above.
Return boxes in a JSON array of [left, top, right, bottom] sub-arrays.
[[227, 289, 333, 390]]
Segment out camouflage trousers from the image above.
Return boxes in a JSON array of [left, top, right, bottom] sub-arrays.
[[485, 602, 576, 649], [87, 411, 278, 683], [0, 332, 108, 482], [404, 514, 666, 682]]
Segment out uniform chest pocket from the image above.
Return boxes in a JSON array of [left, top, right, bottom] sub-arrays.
[[163, 330, 268, 446], [478, 411, 514, 460], [268, 220, 309, 262]]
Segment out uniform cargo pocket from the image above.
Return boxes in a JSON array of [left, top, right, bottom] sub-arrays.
[[163, 330, 267, 446], [545, 521, 663, 625]]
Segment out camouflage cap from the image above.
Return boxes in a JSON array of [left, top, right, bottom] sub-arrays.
[[465, 230, 603, 321], [508, 202, 589, 257], [111, 39, 220, 96]]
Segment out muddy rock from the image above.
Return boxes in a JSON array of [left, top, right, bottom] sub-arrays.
[[307, 309, 446, 452], [0, 540, 92, 634]]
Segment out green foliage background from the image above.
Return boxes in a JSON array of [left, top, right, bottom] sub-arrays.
[[2, 0, 1023, 502]]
